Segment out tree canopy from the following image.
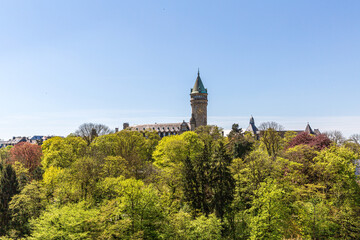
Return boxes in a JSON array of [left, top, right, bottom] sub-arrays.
[[0, 125, 359, 240]]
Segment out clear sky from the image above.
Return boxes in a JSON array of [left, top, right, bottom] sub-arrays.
[[0, 0, 359, 139]]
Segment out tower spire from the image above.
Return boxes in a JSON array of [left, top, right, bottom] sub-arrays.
[[191, 69, 207, 94], [190, 69, 208, 130]]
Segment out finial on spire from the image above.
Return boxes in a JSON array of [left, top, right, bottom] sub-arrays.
[[198, 68, 200, 76]]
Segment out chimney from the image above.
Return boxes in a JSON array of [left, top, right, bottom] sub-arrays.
[[123, 123, 130, 130]]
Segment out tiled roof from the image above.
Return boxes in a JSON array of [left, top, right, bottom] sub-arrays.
[[129, 122, 190, 133]]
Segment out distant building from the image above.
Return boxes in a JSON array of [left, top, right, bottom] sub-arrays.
[[126, 121, 191, 138], [245, 116, 259, 136], [0, 136, 28, 148], [244, 116, 321, 138], [124, 70, 208, 138], [0, 135, 54, 148]]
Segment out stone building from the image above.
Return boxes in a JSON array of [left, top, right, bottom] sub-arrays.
[[245, 116, 321, 137], [124, 70, 208, 137], [190, 70, 208, 130]]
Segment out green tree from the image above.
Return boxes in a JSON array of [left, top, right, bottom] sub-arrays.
[[0, 146, 12, 164], [9, 181, 47, 237], [97, 177, 165, 239], [41, 136, 87, 169], [70, 157, 102, 201], [248, 179, 290, 240], [153, 131, 203, 209], [0, 164, 19, 235], [261, 128, 283, 158], [165, 211, 222, 240], [228, 124, 254, 159], [183, 144, 212, 216], [211, 141, 235, 220], [92, 130, 155, 179], [312, 146, 360, 238], [30, 202, 99, 240]]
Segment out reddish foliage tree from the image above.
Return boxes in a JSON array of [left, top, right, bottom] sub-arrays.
[[287, 132, 313, 149], [310, 134, 332, 150], [287, 132, 332, 150], [10, 142, 42, 174]]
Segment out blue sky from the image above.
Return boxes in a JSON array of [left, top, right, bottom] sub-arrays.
[[0, 0, 359, 139]]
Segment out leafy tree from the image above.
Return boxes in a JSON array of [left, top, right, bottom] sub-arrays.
[[186, 214, 222, 240], [153, 131, 203, 208], [70, 157, 102, 201], [343, 141, 360, 156], [312, 147, 360, 238], [153, 132, 202, 170], [228, 124, 254, 159], [101, 156, 128, 178], [248, 179, 290, 240], [283, 145, 319, 184], [92, 130, 156, 179], [9, 142, 42, 178], [261, 128, 283, 158], [0, 164, 19, 235], [97, 177, 165, 239], [93, 199, 133, 239], [287, 132, 331, 150], [195, 125, 223, 147], [283, 131, 297, 147], [165, 211, 222, 240], [310, 134, 332, 150], [42, 166, 64, 200], [11, 161, 29, 191], [41, 136, 87, 169], [287, 132, 313, 149], [30, 202, 99, 240], [0, 146, 12, 164], [9, 181, 47, 237], [142, 130, 161, 162]]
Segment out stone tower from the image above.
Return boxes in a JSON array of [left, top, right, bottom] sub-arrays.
[[190, 70, 208, 131]]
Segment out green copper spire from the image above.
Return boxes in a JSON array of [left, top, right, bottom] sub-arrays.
[[191, 69, 207, 94]]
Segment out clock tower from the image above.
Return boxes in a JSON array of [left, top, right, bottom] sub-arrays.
[[190, 70, 208, 131]]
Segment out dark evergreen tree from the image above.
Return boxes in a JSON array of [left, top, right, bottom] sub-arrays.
[[183, 156, 200, 213], [193, 144, 212, 215], [0, 164, 19, 235], [211, 141, 235, 220], [183, 144, 212, 216]]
